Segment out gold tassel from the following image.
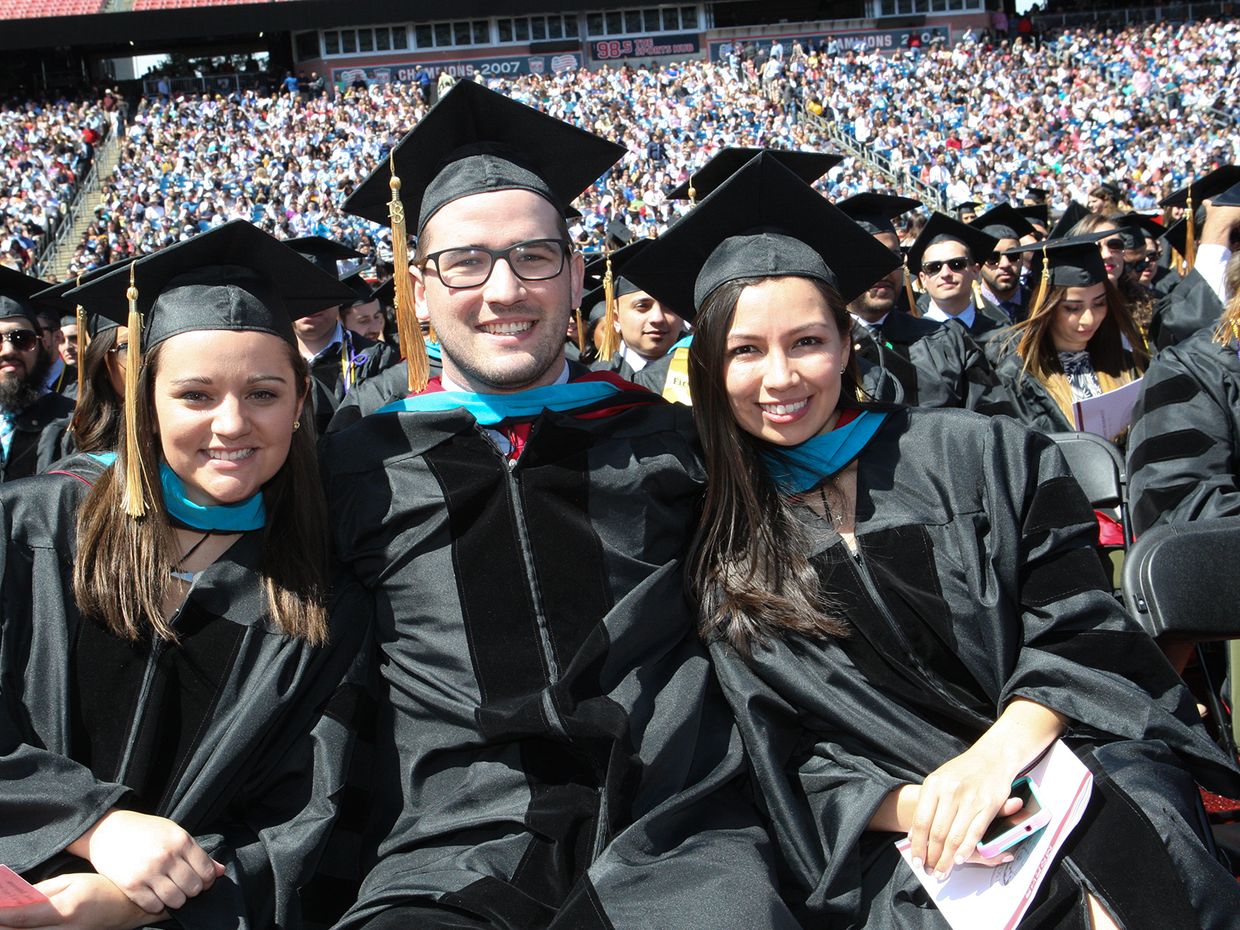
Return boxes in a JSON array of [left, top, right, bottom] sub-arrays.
[[574, 308, 586, 354], [595, 246, 621, 361], [74, 273, 86, 403], [971, 278, 985, 310], [687, 173, 696, 205], [123, 263, 146, 518], [1183, 184, 1196, 271], [1031, 243, 1051, 315], [387, 151, 429, 394], [904, 267, 919, 318]]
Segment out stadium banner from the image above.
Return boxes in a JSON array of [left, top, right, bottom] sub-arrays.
[[708, 25, 950, 59], [589, 33, 701, 61], [332, 53, 581, 84]]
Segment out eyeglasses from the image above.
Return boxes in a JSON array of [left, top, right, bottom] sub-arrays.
[[921, 257, 971, 276], [0, 329, 39, 352], [423, 239, 571, 289], [984, 252, 1020, 267], [110, 342, 128, 357], [1099, 237, 1127, 252]]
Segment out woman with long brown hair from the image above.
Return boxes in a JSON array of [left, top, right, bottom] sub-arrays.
[[993, 234, 1148, 445], [626, 153, 1240, 930], [0, 221, 367, 929]]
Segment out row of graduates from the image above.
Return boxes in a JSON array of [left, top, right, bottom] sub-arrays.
[[1, 79, 1238, 930]]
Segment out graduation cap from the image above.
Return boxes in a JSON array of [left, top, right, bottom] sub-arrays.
[[65, 220, 359, 518], [836, 192, 922, 236], [0, 265, 53, 331], [1006, 230, 1111, 314], [604, 219, 632, 251], [1024, 187, 1049, 204], [340, 79, 625, 395], [1048, 200, 1090, 241], [667, 147, 843, 203], [1158, 165, 1240, 209], [952, 201, 981, 219], [970, 204, 1035, 243], [1161, 215, 1199, 262], [905, 213, 998, 275], [622, 153, 901, 321], [1016, 204, 1050, 228], [283, 236, 364, 279], [582, 238, 654, 360], [1111, 213, 1164, 250]]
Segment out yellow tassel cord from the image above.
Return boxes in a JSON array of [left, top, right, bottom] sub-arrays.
[[1031, 243, 1051, 316], [426, 321, 437, 344], [1183, 184, 1196, 273], [971, 278, 985, 310], [574, 308, 586, 354], [904, 267, 920, 318], [687, 173, 696, 206], [594, 246, 621, 361], [388, 151, 429, 394], [74, 273, 87, 400], [122, 263, 146, 518]]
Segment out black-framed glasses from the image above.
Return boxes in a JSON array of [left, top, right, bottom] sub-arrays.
[[423, 238, 571, 288], [0, 329, 39, 352], [921, 257, 970, 276]]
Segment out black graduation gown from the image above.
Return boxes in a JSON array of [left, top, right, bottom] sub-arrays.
[[324, 357, 445, 434], [307, 332, 398, 436], [320, 381, 797, 929], [1127, 327, 1240, 535], [711, 408, 1240, 929], [1149, 264, 1180, 298], [851, 315, 1017, 416], [0, 391, 76, 483], [915, 293, 1009, 348], [1149, 269, 1224, 351], [0, 460, 370, 929], [589, 351, 641, 381]]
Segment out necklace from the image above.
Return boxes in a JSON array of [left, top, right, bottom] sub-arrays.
[[817, 480, 845, 531], [170, 531, 211, 584]]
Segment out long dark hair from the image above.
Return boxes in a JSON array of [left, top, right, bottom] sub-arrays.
[[689, 275, 854, 655], [69, 327, 124, 454], [73, 338, 330, 645]]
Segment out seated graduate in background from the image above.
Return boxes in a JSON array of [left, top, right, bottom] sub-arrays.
[[839, 193, 1017, 417], [970, 204, 1037, 323], [1128, 251, 1240, 536], [623, 153, 1240, 930], [1149, 169, 1240, 350], [992, 235, 1148, 446], [907, 213, 1010, 349], [321, 80, 798, 930], [0, 221, 368, 930]]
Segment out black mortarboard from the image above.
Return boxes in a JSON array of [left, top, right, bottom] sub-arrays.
[[582, 239, 653, 308], [1211, 180, 1240, 208], [66, 220, 358, 350], [0, 265, 52, 331], [369, 275, 395, 308], [605, 219, 632, 251], [1017, 204, 1050, 227], [33, 260, 133, 339], [563, 204, 583, 220], [667, 147, 843, 201], [1159, 165, 1240, 208], [1005, 231, 1110, 288], [836, 192, 922, 236], [623, 153, 901, 318], [953, 200, 981, 216], [905, 213, 998, 275], [342, 80, 625, 233], [1024, 187, 1049, 204], [283, 235, 364, 279], [971, 204, 1035, 242], [1048, 200, 1091, 240], [1112, 213, 1164, 249], [1161, 216, 1197, 257]]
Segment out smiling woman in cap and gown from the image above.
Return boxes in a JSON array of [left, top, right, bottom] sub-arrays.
[[622, 152, 1240, 930], [0, 220, 368, 929], [320, 80, 798, 929]]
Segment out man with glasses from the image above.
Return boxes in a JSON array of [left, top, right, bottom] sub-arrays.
[[970, 205, 1036, 323], [0, 268, 75, 482], [907, 213, 1007, 348], [321, 81, 794, 930]]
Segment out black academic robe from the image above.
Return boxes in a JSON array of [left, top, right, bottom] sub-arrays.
[[1149, 264, 1180, 298], [711, 408, 1240, 929], [1127, 327, 1240, 535], [0, 392, 76, 483], [0, 460, 370, 929], [589, 350, 642, 381], [1149, 269, 1224, 351], [324, 357, 446, 434], [307, 332, 398, 436], [915, 293, 1009, 348], [851, 315, 1017, 416], [320, 374, 796, 929]]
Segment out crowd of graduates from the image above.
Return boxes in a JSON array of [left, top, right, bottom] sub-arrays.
[[1, 22, 1240, 930]]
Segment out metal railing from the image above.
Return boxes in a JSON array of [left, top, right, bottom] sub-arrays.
[[1036, 1, 1234, 30]]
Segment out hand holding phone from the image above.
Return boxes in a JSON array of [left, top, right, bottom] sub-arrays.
[[976, 777, 1051, 859]]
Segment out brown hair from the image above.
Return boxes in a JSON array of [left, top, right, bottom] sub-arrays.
[[688, 275, 854, 655], [69, 327, 124, 454], [72, 339, 329, 645], [1212, 252, 1240, 346]]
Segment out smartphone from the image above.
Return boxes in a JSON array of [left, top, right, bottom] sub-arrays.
[[0, 864, 50, 908], [976, 776, 1051, 859]]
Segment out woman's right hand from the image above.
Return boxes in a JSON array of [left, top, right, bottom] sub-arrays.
[[65, 810, 225, 914]]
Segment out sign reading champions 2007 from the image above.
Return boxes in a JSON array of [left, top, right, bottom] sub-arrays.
[[333, 53, 581, 85], [708, 25, 950, 59]]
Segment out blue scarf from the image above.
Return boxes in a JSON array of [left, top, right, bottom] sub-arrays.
[[761, 410, 888, 494], [425, 339, 442, 361], [377, 379, 624, 426], [87, 452, 267, 531]]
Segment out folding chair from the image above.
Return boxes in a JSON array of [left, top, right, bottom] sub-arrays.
[[1122, 516, 1240, 756], [1049, 431, 1129, 591]]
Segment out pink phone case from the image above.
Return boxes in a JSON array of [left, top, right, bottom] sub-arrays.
[[0, 865, 50, 907], [976, 781, 1052, 859]]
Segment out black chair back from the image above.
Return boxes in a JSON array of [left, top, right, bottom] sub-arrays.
[[1048, 431, 1125, 510]]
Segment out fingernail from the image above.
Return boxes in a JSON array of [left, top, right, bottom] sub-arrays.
[[1003, 855, 1014, 863], [935, 870, 946, 881], [954, 854, 965, 865], [911, 857, 923, 869]]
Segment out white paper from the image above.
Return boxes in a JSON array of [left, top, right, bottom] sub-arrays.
[[1071, 377, 1143, 438], [895, 740, 1094, 930]]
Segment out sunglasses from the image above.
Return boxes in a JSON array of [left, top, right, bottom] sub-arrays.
[[984, 252, 1020, 266], [1099, 237, 1128, 252], [0, 329, 39, 352], [921, 257, 971, 276]]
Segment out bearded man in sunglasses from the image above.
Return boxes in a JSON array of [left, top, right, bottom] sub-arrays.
[[0, 268, 75, 482]]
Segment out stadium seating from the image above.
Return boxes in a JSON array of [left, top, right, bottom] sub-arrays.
[[0, 0, 103, 19]]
